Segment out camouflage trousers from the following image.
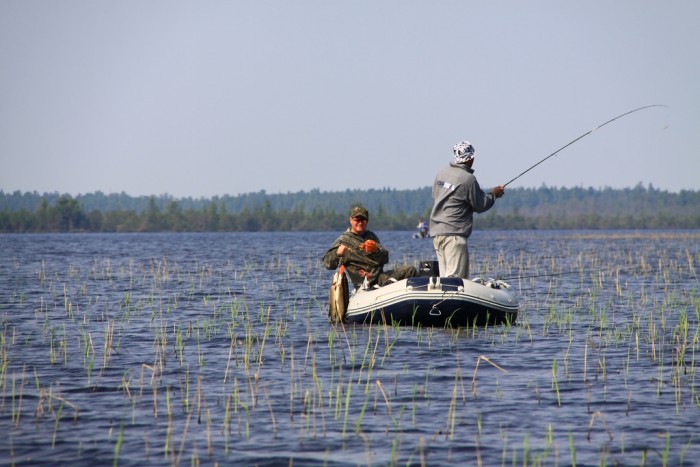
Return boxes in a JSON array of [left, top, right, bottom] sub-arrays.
[[377, 265, 418, 286]]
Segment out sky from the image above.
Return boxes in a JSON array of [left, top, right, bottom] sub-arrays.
[[1, 1, 698, 198]]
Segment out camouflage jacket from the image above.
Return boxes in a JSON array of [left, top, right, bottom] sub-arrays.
[[322, 229, 389, 288]]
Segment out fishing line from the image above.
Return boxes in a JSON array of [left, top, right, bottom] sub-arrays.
[[504, 104, 666, 187]]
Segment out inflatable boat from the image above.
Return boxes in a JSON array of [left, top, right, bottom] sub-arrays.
[[344, 272, 518, 327]]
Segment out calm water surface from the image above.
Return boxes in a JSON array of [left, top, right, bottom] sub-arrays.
[[1, 231, 699, 466]]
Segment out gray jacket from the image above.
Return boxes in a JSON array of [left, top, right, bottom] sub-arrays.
[[429, 163, 495, 238]]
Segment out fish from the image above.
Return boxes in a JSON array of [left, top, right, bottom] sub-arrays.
[[329, 264, 349, 323]]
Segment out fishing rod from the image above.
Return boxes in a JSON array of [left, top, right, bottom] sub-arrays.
[[504, 104, 666, 187]]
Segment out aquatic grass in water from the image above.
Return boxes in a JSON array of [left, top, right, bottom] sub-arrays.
[[0, 230, 698, 465]]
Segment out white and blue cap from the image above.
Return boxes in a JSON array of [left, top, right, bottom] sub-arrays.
[[453, 141, 475, 164]]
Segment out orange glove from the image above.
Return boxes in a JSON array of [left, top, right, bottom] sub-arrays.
[[359, 239, 378, 253]]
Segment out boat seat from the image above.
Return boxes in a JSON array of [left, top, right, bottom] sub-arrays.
[[406, 276, 463, 291], [439, 277, 464, 291], [406, 277, 430, 288]]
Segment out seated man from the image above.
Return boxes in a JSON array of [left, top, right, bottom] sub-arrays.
[[323, 206, 418, 289], [417, 219, 429, 238]]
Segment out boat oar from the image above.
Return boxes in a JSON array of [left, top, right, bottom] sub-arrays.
[[499, 266, 627, 281], [504, 105, 666, 187]]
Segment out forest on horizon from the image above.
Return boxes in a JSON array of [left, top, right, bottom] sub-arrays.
[[0, 184, 698, 232]]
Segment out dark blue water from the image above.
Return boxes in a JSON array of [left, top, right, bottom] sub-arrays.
[[1, 231, 699, 466]]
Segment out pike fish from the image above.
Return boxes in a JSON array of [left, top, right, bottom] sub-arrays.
[[329, 264, 349, 323]]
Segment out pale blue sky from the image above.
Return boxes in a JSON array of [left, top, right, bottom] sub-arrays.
[[1, 1, 698, 198]]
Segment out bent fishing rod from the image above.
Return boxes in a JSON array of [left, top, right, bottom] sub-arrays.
[[504, 104, 666, 187]]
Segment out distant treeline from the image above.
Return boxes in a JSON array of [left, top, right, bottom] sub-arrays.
[[0, 184, 698, 233]]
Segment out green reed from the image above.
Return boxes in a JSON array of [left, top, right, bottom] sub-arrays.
[[2, 232, 698, 465]]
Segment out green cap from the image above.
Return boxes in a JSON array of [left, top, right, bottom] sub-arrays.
[[350, 206, 369, 219]]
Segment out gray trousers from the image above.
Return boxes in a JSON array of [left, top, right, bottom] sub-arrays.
[[433, 235, 469, 279]]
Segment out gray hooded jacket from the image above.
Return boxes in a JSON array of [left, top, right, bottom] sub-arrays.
[[429, 163, 496, 238]]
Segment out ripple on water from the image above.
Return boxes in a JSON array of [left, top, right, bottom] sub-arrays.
[[0, 230, 698, 465]]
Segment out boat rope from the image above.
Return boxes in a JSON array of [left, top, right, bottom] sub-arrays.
[[429, 294, 458, 315]]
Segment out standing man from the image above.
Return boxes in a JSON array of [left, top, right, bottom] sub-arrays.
[[429, 141, 505, 279], [323, 206, 417, 289]]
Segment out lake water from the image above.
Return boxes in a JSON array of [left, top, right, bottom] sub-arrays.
[[1, 230, 699, 466]]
